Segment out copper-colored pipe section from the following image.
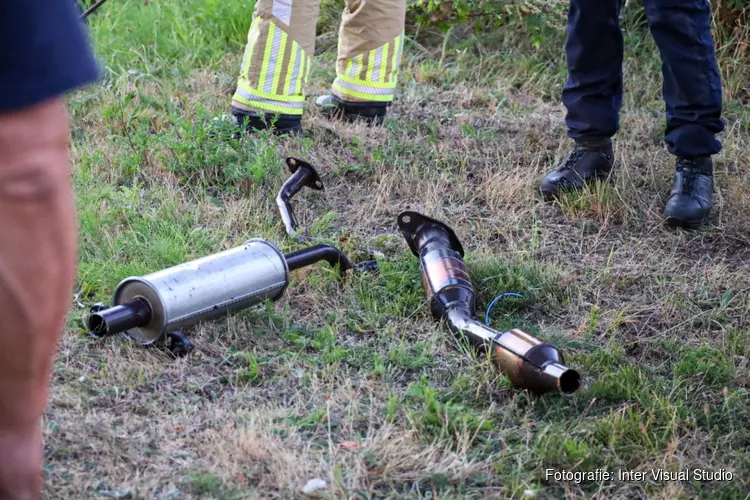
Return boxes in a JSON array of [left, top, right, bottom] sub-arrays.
[[397, 211, 581, 395]]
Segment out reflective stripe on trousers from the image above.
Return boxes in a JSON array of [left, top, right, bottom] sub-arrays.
[[332, 34, 403, 103], [232, 15, 311, 116], [232, 0, 406, 114]]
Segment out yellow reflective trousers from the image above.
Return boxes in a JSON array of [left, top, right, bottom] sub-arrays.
[[231, 0, 406, 116]]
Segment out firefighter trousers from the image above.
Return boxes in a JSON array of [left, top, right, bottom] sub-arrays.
[[231, 0, 406, 117]]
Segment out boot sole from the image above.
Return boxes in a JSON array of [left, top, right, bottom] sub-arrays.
[[316, 102, 386, 126], [231, 123, 302, 138], [320, 110, 385, 126], [664, 215, 707, 230], [540, 171, 614, 201]]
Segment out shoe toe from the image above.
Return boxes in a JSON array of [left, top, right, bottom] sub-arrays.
[[315, 95, 333, 107], [316, 95, 341, 112], [540, 174, 561, 199], [540, 170, 581, 199], [664, 195, 709, 228]]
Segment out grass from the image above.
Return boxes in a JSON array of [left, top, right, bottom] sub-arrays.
[[47, 0, 750, 498]]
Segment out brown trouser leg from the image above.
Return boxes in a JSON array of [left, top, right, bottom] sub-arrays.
[[0, 98, 78, 499], [231, 0, 321, 116], [332, 0, 406, 103], [232, 0, 407, 113]]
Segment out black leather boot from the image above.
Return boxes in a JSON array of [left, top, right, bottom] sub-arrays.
[[230, 107, 302, 136], [315, 95, 388, 126], [663, 157, 713, 229], [540, 138, 614, 200]]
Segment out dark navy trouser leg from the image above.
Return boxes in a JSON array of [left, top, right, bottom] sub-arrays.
[[643, 0, 724, 158], [563, 0, 625, 141]]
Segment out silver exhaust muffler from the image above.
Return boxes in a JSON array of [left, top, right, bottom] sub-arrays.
[[87, 238, 354, 355]]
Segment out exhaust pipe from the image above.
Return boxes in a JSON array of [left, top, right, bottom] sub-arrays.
[[276, 157, 325, 239], [284, 243, 353, 272], [397, 211, 581, 395], [88, 157, 378, 355], [276, 157, 381, 273], [88, 297, 152, 338], [87, 238, 355, 353]]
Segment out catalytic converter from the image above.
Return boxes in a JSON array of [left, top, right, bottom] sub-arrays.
[[397, 211, 581, 395]]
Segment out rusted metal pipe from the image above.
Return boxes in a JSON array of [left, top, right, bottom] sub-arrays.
[[397, 211, 581, 395]]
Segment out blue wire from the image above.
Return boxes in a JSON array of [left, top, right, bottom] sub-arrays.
[[485, 292, 523, 326]]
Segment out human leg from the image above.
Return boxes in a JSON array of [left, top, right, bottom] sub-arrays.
[[0, 97, 78, 499], [540, 0, 625, 199], [643, 0, 724, 227], [230, 0, 322, 134], [316, 0, 406, 125]]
